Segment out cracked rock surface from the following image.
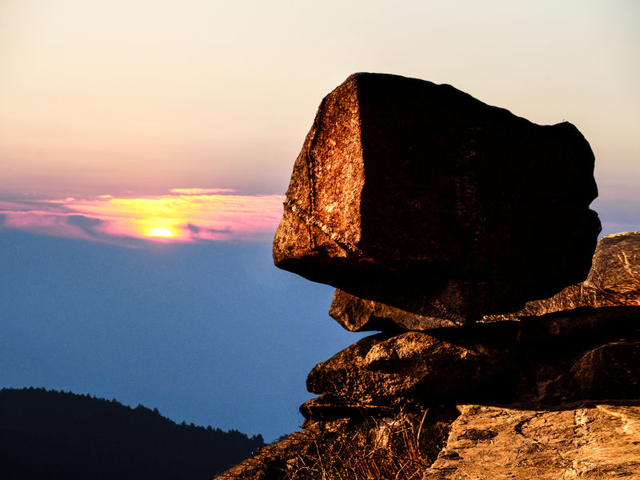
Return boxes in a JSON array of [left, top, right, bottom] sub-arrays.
[[424, 404, 640, 479]]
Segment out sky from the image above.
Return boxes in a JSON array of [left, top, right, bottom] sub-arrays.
[[0, 0, 638, 441]]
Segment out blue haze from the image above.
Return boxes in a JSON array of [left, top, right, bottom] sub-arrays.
[[0, 229, 364, 442]]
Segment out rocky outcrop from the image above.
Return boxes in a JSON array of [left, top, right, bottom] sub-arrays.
[[218, 74, 639, 480], [273, 72, 600, 325], [220, 306, 640, 480]]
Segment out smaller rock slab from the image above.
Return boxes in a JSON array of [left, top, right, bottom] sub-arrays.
[[306, 331, 514, 406]]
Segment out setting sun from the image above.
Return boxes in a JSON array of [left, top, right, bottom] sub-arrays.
[[148, 228, 174, 238]]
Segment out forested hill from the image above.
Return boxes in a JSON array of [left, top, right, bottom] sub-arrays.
[[0, 387, 264, 479]]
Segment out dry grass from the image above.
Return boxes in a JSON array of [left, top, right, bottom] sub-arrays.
[[280, 406, 457, 480]]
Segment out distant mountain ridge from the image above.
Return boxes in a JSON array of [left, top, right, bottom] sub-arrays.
[[0, 387, 264, 479]]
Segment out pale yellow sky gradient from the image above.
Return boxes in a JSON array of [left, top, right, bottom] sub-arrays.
[[0, 0, 638, 234]]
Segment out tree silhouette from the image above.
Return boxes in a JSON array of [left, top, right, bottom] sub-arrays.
[[0, 387, 264, 480]]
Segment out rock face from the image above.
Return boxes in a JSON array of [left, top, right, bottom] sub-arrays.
[[217, 74, 640, 480], [589, 231, 640, 297], [423, 404, 640, 479], [273, 72, 601, 324], [331, 231, 640, 332]]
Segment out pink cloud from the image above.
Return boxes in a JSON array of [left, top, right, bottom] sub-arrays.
[[0, 210, 99, 241], [0, 189, 285, 245]]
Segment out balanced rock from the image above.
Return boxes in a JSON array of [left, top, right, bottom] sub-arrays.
[[273, 72, 600, 324]]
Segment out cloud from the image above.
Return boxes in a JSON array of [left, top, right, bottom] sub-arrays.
[[0, 209, 93, 241], [66, 215, 105, 238], [170, 188, 236, 195], [186, 223, 201, 234], [66, 215, 103, 228], [186, 222, 234, 242], [0, 189, 284, 245]]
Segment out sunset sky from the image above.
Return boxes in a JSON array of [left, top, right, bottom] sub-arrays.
[[1, 0, 638, 441]]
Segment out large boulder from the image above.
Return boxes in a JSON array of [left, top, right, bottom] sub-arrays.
[[273, 72, 600, 324]]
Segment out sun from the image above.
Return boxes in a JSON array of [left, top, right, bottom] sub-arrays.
[[148, 228, 174, 238]]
